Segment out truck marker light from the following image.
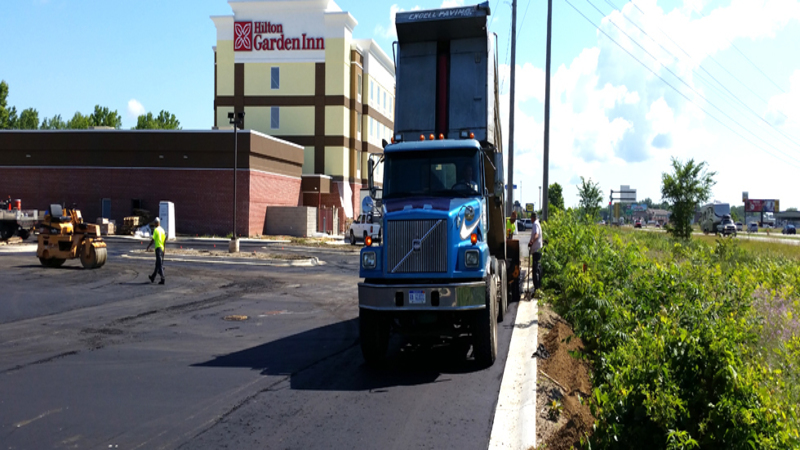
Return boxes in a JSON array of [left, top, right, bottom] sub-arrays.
[[391, 137, 396, 143], [365, 236, 373, 246], [469, 132, 475, 139], [471, 233, 478, 245], [429, 134, 435, 141], [438, 134, 444, 140]]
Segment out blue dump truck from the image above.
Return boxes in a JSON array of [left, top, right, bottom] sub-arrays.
[[358, 2, 517, 367]]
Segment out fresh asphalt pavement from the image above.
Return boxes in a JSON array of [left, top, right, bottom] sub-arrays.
[[0, 237, 520, 449]]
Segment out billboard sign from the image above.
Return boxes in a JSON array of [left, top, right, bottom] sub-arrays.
[[631, 204, 648, 212], [745, 199, 780, 213]]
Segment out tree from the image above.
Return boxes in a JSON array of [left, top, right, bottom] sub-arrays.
[[40, 114, 67, 130], [577, 176, 602, 220], [0, 80, 10, 129], [661, 157, 716, 239], [17, 108, 39, 129], [549, 182, 565, 214], [642, 197, 655, 208], [134, 110, 181, 130], [89, 105, 122, 128], [67, 112, 92, 129]]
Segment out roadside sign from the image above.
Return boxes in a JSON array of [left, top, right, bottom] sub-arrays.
[[525, 203, 534, 212], [745, 199, 780, 213]]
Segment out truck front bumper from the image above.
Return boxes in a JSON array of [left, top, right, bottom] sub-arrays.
[[359, 281, 486, 311]]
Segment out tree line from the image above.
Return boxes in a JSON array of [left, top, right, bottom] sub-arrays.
[[1, 80, 180, 130]]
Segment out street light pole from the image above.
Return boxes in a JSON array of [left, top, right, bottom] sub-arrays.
[[539, 186, 542, 212], [228, 111, 245, 253]]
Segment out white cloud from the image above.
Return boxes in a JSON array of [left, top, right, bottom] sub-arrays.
[[374, 4, 422, 39], [766, 69, 800, 128], [496, 0, 800, 209], [440, 0, 465, 7], [127, 99, 145, 119]]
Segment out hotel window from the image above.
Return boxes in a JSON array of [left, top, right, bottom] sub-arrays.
[[357, 74, 362, 97], [357, 112, 362, 133], [369, 117, 374, 136], [370, 81, 373, 101], [271, 67, 279, 90], [383, 92, 386, 110], [271, 107, 279, 129]]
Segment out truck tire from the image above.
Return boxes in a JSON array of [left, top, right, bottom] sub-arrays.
[[360, 308, 390, 365], [350, 231, 356, 245], [498, 261, 508, 322], [0, 223, 15, 241], [473, 275, 498, 367]]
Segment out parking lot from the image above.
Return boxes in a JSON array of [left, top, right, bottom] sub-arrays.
[[0, 237, 520, 449]]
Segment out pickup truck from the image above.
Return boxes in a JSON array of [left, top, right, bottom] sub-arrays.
[[348, 213, 381, 245]]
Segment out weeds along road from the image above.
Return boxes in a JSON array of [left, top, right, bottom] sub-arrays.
[[0, 238, 518, 450]]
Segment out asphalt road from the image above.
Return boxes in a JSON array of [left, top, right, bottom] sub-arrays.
[[0, 238, 519, 450]]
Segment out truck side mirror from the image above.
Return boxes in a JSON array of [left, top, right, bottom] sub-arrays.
[[368, 157, 376, 198], [493, 151, 504, 195]]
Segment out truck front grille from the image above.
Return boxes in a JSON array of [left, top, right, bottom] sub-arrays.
[[387, 219, 448, 273]]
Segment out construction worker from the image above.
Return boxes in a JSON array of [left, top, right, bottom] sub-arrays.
[[527, 211, 543, 291], [146, 217, 166, 285], [506, 211, 517, 239]]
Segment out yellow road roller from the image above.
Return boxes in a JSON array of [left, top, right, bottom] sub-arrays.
[[37, 204, 107, 269]]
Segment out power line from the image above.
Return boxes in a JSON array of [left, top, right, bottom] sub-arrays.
[[581, 0, 800, 164], [517, 0, 532, 40], [628, 0, 791, 126], [562, 0, 800, 170], [695, 8, 786, 94], [600, 0, 800, 151]]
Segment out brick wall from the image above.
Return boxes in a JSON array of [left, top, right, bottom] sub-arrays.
[[248, 170, 302, 236], [264, 206, 316, 237], [0, 167, 300, 237]]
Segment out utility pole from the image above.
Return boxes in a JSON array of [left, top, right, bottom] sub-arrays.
[[506, 0, 517, 217], [228, 111, 245, 252], [542, 0, 552, 221]]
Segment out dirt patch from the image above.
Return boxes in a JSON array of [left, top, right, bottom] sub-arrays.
[[535, 302, 595, 450], [132, 249, 308, 260]]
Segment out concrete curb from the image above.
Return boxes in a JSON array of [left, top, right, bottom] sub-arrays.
[[0, 243, 37, 253], [120, 254, 323, 267], [488, 298, 538, 450]]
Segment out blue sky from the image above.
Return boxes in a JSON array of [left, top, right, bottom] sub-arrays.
[[2, 0, 800, 210]]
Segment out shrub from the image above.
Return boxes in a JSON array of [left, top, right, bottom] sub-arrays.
[[541, 210, 800, 449]]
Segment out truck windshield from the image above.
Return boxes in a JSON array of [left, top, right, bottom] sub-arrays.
[[383, 149, 482, 199]]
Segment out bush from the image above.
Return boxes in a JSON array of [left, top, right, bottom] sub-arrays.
[[541, 210, 800, 449]]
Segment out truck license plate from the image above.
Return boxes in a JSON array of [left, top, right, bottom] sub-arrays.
[[409, 290, 426, 304]]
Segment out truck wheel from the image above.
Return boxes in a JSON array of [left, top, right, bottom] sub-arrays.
[[0, 223, 15, 241], [360, 308, 389, 365], [498, 261, 508, 322], [350, 231, 356, 245], [473, 275, 498, 367], [363, 231, 368, 243]]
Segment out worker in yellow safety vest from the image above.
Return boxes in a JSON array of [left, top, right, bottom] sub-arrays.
[[146, 217, 166, 285], [506, 212, 517, 239]]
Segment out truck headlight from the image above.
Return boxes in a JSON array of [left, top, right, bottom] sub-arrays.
[[362, 251, 377, 269], [465, 205, 475, 222], [465, 250, 480, 268]]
